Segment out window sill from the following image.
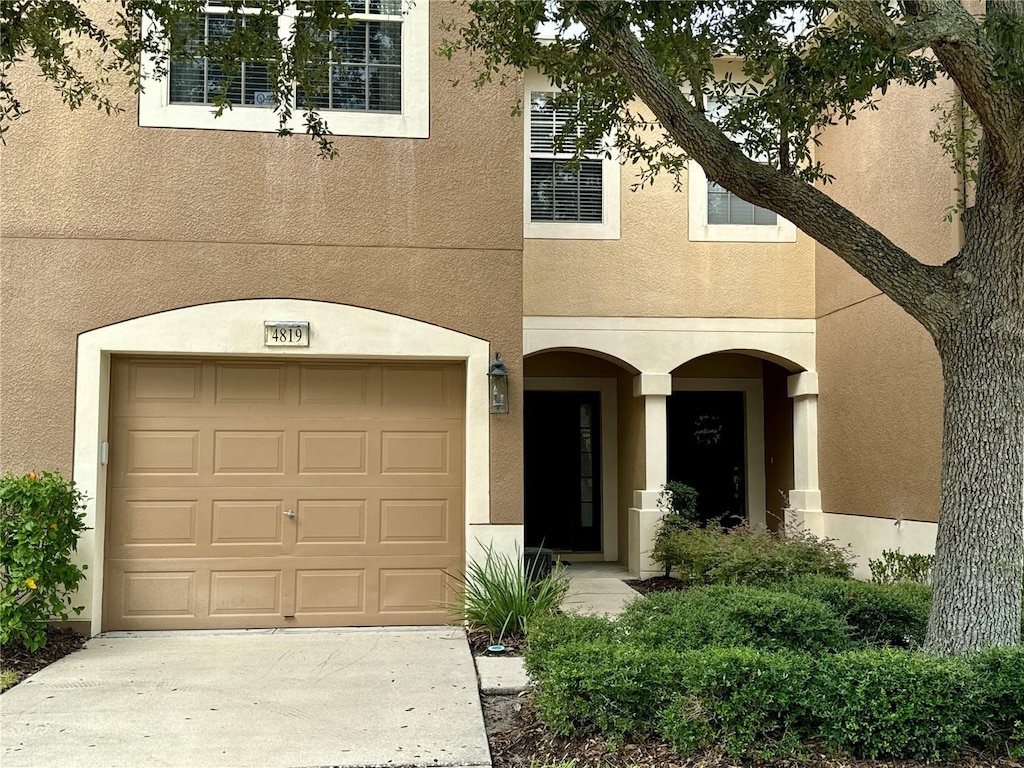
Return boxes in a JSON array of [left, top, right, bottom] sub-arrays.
[[525, 219, 621, 240], [137, 100, 428, 139], [687, 160, 797, 243]]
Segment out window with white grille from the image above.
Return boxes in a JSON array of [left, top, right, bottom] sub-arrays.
[[140, 1, 427, 138], [523, 75, 620, 240]]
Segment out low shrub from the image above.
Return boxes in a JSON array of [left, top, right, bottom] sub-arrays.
[[968, 647, 1024, 756], [450, 543, 569, 644], [619, 585, 851, 653], [656, 647, 813, 758], [786, 575, 931, 648], [653, 481, 701, 576], [530, 641, 684, 740], [524, 613, 618, 680], [1, 471, 89, 651], [652, 525, 852, 588], [815, 649, 973, 760], [868, 549, 935, 584]]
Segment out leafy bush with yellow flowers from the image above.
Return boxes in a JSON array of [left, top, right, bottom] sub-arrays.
[[1, 471, 88, 650]]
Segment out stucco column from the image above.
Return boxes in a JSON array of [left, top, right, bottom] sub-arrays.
[[628, 373, 671, 578], [787, 372, 825, 536]]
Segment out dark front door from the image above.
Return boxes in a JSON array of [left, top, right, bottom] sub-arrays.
[[524, 390, 602, 552], [667, 391, 746, 527]]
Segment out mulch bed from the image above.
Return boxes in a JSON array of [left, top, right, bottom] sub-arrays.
[[467, 627, 527, 657], [481, 693, 1023, 768], [1, 626, 86, 691], [626, 575, 686, 594]]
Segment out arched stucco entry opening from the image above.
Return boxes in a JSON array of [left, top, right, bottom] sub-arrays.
[[522, 349, 637, 563], [669, 352, 797, 534], [72, 299, 496, 636], [521, 317, 821, 577]]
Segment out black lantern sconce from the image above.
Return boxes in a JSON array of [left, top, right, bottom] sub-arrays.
[[488, 353, 509, 414]]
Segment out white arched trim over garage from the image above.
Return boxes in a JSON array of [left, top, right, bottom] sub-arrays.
[[524, 316, 820, 578], [74, 300, 494, 635]]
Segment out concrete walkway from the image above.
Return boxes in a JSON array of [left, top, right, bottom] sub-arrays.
[[1, 628, 490, 768], [560, 561, 640, 618]]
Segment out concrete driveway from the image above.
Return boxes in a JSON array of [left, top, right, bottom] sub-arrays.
[[0, 627, 490, 768]]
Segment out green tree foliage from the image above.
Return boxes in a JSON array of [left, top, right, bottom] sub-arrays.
[[445, 0, 1024, 656], [0, 0, 355, 153]]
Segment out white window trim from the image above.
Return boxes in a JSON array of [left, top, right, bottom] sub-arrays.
[[523, 70, 620, 240], [688, 160, 797, 242], [138, 2, 429, 139]]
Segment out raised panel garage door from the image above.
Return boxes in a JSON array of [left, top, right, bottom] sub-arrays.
[[104, 358, 465, 631]]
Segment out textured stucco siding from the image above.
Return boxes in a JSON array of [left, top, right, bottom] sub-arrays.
[[523, 61, 816, 320], [814, 80, 960, 524], [0, 2, 526, 526], [523, 166, 817, 319]]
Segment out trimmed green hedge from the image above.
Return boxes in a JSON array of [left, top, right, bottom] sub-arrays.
[[524, 613, 617, 680], [785, 575, 932, 648], [618, 585, 852, 653], [969, 647, 1024, 756], [524, 605, 1024, 760], [530, 641, 683, 740], [656, 648, 814, 758], [814, 649, 973, 760]]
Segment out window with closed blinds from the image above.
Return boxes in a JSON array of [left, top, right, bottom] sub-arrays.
[[170, 13, 276, 107], [707, 182, 778, 225], [529, 92, 603, 223], [169, 1, 403, 113], [704, 99, 777, 227]]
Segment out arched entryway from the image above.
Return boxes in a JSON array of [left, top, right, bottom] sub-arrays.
[[668, 353, 795, 533], [522, 316, 820, 578], [522, 349, 638, 562]]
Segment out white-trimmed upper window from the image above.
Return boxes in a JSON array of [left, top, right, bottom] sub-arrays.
[[523, 73, 619, 240], [140, 1, 428, 138], [688, 100, 795, 243]]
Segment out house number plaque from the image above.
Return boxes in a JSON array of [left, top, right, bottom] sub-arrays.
[[264, 321, 310, 347]]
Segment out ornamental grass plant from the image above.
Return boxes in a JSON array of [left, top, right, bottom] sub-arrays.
[[451, 543, 569, 644]]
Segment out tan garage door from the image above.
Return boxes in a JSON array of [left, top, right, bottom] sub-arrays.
[[104, 357, 465, 631]]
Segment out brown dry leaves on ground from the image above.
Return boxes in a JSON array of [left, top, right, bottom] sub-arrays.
[[482, 694, 1023, 768], [0, 627, 85, 691]]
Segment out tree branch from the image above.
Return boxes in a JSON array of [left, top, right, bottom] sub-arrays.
[[835, 0, 1023, 169], [572, 2, 957, 334]]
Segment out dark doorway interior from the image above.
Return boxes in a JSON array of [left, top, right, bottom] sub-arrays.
[[667, 390, 746, 527], [524, 390, 602, 552]]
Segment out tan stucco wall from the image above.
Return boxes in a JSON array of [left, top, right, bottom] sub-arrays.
[[672, 353, 763, 378], [523, 351, 628, 378], [814, 81, 959, 523], [0, 3, 526, 525], [523, 173, 816, 318], [763, 363, 794, 531], [524, 61, 815, 320]]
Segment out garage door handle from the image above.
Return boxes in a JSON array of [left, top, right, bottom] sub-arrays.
[[284, 509, 295, 519]]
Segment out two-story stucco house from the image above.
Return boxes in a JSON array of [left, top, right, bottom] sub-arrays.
[[0, 1, 953, 636]]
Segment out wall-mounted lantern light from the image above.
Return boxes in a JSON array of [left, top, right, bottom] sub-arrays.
[[488, 352, 509, 414]]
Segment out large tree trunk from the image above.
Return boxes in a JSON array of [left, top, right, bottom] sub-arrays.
[[927, 327, 1024, 654], [925, 176, 1024, 653]]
